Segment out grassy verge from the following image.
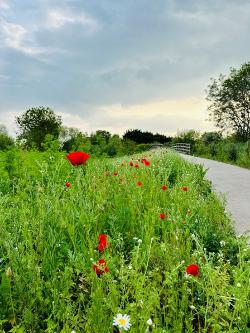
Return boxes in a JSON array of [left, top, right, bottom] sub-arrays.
[[193, 141, 250, 169], [0, 149, 249, 332]]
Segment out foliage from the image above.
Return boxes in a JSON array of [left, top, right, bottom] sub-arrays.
[[206, 62, 250, 141], [0, 150, 249, 332], [194, 138, 250, 169], [0, 125, 15, 151], [0, 134, 14, 151], [123, 129, 172, 144], [173, 130, 200, 145], [60, 127, 91, 152], [201, 131, 222, 146], [16, 107, 62, 150]]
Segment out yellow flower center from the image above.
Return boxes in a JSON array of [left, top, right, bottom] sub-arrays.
[[118, 318, 126, 326]]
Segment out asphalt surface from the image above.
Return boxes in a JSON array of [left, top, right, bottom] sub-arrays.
[[180, 154, 250, 236]]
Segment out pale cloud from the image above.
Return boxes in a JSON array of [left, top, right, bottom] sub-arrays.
[[0, 19, 44, 55], [47, 9, 99, 32], [57, 97, 216, 136], [0, 0, 9, 10]]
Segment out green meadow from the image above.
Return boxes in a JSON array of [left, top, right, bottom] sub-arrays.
[[0, 149, 249, 333]]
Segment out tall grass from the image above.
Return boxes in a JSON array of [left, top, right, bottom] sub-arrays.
[[0, 149, 249, 332]]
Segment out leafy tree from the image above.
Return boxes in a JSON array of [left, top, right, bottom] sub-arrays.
[[95, 130, 111, 144], [16, 107, 62, 150], [123, 129, 171, 144], [173, 129, 200, 144], [153, 133, 172, 144], [0, 125, 15, 151], [106, 134, 122, 157], [123, 129, 144, 143], [60, 126, 91, 152], [206, 62, 250, 141], [201, 131, 222, 146]]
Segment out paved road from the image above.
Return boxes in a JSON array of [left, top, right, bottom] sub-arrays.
[[180, 154, 250, 236]]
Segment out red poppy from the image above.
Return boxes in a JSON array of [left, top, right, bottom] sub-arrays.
[[181, 186, 188, 191], [162, 185, 167, 190], [66, 151, 90, 166], [134, 164, 140, 169], [141, 159, 150, 166], [137, 181, 143, 186], [98, 234, 111, 252], [98, 234, 107, 242], [159, 213, 166, 219], [65, 181, 70, 188], [144, 160, 150, 166], [129, 161, 134, 166], [185, 264, 199, 276], [113, 172, 118, 176], [93, 259, 109, 276]]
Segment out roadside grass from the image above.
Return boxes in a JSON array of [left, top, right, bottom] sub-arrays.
[[0, 149, 249, 332]]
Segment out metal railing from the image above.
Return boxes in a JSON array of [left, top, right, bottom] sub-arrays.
[[171, 143, 191, 155]]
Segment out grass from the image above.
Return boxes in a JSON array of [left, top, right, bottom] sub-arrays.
[[194, 141, 250, 169], [0, 149, 249, 332]]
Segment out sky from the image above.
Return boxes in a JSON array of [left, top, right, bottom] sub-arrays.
[[0, 0, 250, 137]]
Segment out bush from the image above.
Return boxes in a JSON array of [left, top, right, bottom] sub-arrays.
[[227, 144, 238, 161], [0, 134, 15, 151]]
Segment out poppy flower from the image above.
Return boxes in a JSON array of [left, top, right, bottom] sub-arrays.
[[181, 186, 188, 191], [98, 234, 107, 242], [141, 159, 150, 166], [185, 264, 199, 276], [162, 185, 167, 190], [66, 151, 90, 166], [113, 172, 118, 176], [93, 259, 109, 276], [137, 181, 143, 186], [129, 161, 134, 166], [159, 213, 166, 219], [65, 181, 70, 188], [134, 164, 140, 169], [98, 234, 110, 252]]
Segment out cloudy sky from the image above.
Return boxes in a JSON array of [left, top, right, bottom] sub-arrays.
[[0, 0, 250, 137]]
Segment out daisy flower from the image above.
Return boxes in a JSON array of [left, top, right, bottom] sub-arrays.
[[113, 313, 131, 331]]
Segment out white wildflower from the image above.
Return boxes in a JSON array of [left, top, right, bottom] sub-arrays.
[[146, 318, 153, 326], [113, 313, 131, 331]]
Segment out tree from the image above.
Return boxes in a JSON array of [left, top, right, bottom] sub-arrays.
[[206, 62, 250, 141], [0, 125, 15, 151], [16, 107, 62, 150], [173, 129, 200, 144], [201, 131, 222, 146]]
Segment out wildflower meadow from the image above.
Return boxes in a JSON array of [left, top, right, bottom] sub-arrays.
[[0, 149, 249, 332]]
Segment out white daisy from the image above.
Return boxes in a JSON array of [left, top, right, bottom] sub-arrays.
[[113, 313, 131, 331], [146, 318, 153, 326]]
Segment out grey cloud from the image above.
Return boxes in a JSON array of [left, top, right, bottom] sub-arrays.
[[0, 0, 250, 134]]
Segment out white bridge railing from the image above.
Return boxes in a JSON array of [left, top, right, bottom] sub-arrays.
[[171, 143, 191, 155]]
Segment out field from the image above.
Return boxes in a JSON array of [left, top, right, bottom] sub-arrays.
[[0, 149, 249, 333]]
